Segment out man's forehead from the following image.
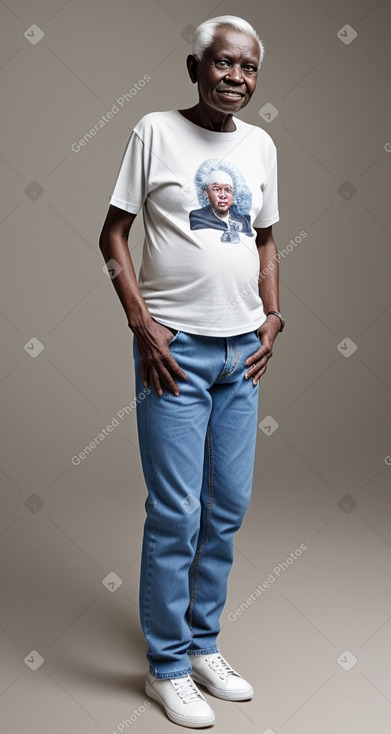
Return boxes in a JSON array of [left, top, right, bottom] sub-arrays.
[[205, 27, 260, 61]]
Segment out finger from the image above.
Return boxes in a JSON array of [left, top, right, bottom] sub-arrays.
[[149, 360, 181, 396], [162, 352, 187, 380], [249, 352, 271, 368], [245, 353, 269, 377], [157, 362, 182, 396], [149, 364, 164, 397], [252, 363, 268, 384], [140, 360, 149, 388], [245, 346, 266, 366]]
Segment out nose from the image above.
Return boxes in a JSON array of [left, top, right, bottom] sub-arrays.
[[224, 63, 244, 84]]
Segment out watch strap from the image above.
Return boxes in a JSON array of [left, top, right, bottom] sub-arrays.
[[266, 310, 285, 332]]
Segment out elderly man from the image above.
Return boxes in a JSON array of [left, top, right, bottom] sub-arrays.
[[99, 14, 284, 728]]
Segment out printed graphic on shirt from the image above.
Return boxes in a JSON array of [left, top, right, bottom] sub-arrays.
[[189, 159, 254, 243]]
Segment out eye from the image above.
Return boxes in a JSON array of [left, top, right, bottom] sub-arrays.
[[215, 59, 230, 69], [243, 64, 257, 74]]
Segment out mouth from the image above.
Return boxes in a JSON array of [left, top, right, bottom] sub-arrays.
[[216, 89, 245, 100]]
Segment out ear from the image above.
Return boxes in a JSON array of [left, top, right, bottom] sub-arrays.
[[186, 54, 198, 84]]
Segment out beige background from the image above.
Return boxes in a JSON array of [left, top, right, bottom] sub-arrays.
[[1, 0, 391, 732]]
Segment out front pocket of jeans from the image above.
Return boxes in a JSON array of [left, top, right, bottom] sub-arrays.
[[168, 330, 182, 345]]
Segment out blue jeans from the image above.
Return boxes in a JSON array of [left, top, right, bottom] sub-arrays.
[[133, 329, 260, 679]]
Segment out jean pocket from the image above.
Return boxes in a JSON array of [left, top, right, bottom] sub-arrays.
[[168, 329, 182, 345]]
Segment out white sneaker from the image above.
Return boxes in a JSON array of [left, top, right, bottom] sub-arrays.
[[145, 672, 215, 728], [190, 652, 254, 701]]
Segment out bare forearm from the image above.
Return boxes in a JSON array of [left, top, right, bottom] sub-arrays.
[[258, 239, 280, 314], [99, 231, 152, 333]]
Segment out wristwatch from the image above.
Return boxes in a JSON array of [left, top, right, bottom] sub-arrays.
[[266, 310, 285, 332]]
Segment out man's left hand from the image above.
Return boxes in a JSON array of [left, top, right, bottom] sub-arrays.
[[244, 317, 281, 385]]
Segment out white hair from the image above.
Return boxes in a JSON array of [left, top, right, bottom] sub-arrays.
[[192, 15, 265, 69], [204, 169, 233, 187]]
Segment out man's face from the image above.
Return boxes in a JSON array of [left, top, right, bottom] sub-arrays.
[[194, 27, 260, 114], [205, 181, 234, 214]]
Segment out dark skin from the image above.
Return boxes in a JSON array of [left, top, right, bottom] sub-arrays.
[[99, 26, 281, 395]]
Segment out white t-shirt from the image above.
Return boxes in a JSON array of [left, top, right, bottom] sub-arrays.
[[109, 110, 279, 336]]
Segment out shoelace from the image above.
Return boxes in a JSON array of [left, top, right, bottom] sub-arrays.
[[172, 675, 204, 703], [207, 654, 236, 679]]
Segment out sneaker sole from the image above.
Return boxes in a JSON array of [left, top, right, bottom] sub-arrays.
[[145, 678, 215, 728], [191, 672, 254, 701]]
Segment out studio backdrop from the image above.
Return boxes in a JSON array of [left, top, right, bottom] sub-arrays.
[[1, 1, 390, 733]]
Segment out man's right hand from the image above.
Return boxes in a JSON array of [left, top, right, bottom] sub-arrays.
[[133, 319, 187, 397]]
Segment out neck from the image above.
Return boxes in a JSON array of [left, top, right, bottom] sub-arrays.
[[178, 103, 237, 132], [212, 208, 228, 219]]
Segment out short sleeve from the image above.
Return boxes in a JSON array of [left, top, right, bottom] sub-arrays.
[[109, 131, 146, 214], [253, 144, 279, 228]]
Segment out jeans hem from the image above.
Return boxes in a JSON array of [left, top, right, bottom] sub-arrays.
[[148, 664, 193, 680], [188, 646, 219, 656]]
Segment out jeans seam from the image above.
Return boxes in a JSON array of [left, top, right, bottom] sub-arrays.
[[188, 424, 214, 636], [141, 392, 158, 644], [217, 340, 241, 379], [219, 348, 240, 378]]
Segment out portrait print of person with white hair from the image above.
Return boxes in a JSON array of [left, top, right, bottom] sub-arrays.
[[100, 14, 285, 728], [189, 167, 253, 242]]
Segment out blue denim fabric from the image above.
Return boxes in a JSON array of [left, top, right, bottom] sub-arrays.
[[133, 329, 260, 679]]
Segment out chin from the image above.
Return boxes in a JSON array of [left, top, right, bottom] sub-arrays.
[[216, 98, 246, 113], [216, 103, 243, 115]]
